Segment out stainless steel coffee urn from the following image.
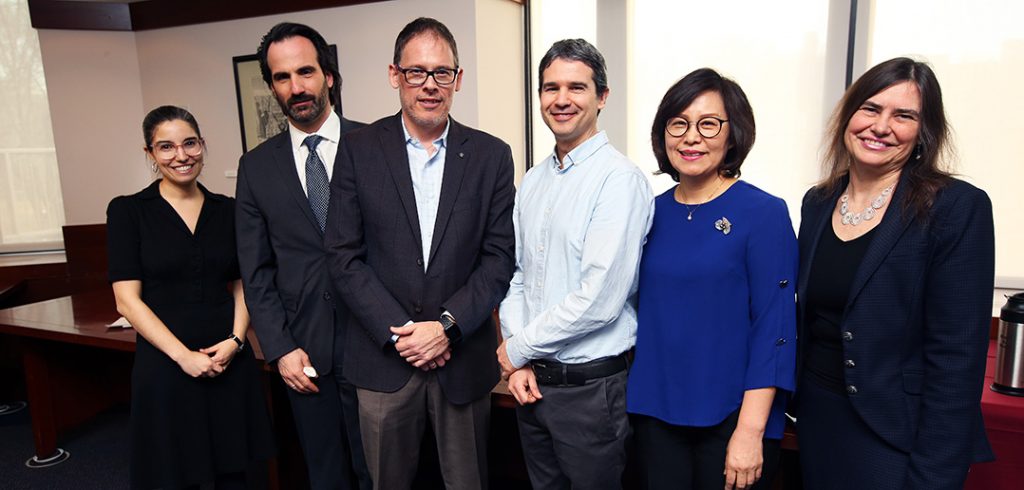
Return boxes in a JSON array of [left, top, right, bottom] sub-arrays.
[[992, 292, 1024, 396]]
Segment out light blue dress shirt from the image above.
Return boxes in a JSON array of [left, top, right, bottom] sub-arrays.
[[401, 116, 449, 271], [499, 131, 655, 369]]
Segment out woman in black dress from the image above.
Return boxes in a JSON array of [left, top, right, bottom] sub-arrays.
[[107, 106, 274, 489]]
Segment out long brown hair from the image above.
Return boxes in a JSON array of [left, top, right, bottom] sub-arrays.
[[817, 57, 952, 218]]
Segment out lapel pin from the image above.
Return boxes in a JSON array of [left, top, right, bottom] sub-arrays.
[[714, 217, 732, 235], [458, 152, 465, 158]]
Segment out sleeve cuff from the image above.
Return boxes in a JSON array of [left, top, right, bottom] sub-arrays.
[[505, 337, 531, 369]]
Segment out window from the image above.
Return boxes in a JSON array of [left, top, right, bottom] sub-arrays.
[[0, 0, 66, 253], [865, 0, 1024, 282], [527, 0, 1022, 284]]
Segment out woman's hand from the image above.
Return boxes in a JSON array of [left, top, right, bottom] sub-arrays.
[[176, 350, 224, 378], [724, 425, 763, 489], [199, 339, 240, 369]]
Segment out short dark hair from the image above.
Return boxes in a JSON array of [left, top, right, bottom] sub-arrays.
[[257, 22, 340, 106], [537, 39, 608, 95], [818, 57, 951, 217], [142, 105, 201, 148], [393, 17, 459, 67], [650, 68, 755, 180]]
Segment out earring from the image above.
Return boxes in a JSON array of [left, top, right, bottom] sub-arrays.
[[914, 143, 923, 161], [151, 161, 157, 173]]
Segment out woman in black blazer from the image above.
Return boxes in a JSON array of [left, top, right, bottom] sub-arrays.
[[795, 58, 995, 489]]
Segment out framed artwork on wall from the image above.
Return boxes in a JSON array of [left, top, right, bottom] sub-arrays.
[[232, 45, 340, 152]]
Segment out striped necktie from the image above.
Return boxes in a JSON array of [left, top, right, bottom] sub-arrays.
[[303, 135, 329, 232]]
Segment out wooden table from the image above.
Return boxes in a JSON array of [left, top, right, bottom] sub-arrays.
[[0, 288, 134, 466]]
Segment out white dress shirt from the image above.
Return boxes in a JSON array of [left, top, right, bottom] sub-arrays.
[[288, 110, 341, 196]]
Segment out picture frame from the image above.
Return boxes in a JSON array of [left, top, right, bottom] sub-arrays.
[[232, 45, 340, 152]]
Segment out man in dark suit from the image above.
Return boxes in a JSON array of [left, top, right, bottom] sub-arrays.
[[325, 17, 515, 490], [236, 22, 370, 490]]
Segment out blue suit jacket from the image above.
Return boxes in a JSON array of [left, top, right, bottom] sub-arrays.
[[796, 174, 995, 489]]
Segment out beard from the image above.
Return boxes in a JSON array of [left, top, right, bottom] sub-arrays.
[[277, 80, 330, 125]]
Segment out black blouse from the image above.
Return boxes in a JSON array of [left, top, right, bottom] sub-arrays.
[[803, 223, 877, 393]]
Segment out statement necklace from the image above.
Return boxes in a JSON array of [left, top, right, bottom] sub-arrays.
[[839, 183, 895, 226], [679, 177, 726, 221]]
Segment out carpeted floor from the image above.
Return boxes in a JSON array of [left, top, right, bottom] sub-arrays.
[[0, 402, 130, 489]]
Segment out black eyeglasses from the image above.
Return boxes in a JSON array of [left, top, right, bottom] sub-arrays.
[[666, 116, 729, 139], [395, 65, 460, 86]]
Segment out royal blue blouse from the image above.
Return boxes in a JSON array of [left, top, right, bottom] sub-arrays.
[[626, 181, 798, 439]]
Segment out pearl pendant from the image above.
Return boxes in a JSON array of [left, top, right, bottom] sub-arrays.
[[687, 213, 693, 221]]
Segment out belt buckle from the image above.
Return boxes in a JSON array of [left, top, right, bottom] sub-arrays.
[[531, 362, 554, 385]]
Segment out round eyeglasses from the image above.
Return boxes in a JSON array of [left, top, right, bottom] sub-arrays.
[[666, 116, 729, 139], [395, 65, 460, 86], [151, 138, 204, 160]]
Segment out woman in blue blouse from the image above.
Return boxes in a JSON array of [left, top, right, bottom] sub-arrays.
[[627, 68, 798, 490]]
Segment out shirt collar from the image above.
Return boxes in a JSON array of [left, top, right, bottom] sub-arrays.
[[400, 115, 450, 150], [549, 130, 609, 172], [288, 109, 341, 151]]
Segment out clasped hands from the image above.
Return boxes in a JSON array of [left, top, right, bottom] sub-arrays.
[[176, 338, 239, 378], [391, 321, 451, 371]]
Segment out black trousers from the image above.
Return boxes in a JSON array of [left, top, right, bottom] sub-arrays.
[[515, 370, 630, 490], [632, 410, 780, 490], [284, 323, 372, 490]]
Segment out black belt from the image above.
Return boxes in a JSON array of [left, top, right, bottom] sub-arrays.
[[531, 353, 629, 386]]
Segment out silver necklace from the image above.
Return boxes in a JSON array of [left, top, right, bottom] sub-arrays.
[[839, 183, 895, 226], [679, 178, 726, 221]]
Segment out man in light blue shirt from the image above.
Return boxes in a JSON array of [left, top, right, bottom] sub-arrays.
[[497, 39, 654, 489]]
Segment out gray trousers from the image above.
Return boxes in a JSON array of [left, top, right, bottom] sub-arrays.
[[515, 370, 630, 490], [357, 369, 490, 490]]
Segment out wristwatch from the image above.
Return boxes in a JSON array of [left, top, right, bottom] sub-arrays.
[[228, 334, 245, 352], [439, 313, 462, 344]]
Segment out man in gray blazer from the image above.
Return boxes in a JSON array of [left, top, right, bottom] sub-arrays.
[[325, 17, 515, 490], [236, 22, 369, 490]]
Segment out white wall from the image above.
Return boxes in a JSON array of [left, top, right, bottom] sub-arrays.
[[38, 0, 528, 225], [37, 29, 149, 225]]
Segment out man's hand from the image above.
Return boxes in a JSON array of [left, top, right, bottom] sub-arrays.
[[277, 348, 319, 394], [418, 348, 453, 371], [507, 367, 543, 405], [496, 340, 517, 379], [391, 321, 449, 368]]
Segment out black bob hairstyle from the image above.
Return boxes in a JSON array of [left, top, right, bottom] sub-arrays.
[[650, 68, 755, 181]]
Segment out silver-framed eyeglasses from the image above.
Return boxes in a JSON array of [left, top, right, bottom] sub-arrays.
[[395, 65, 460, 86], [666, 116, 729, 139], [152, 138, 204, 159]]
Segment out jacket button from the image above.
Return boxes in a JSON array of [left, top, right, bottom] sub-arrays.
[[844, 359, 855, 368], [775, 338, 787, 346], [323, 292, 331, 301], [414, 304, 423, 313], [416, 258, 424, 266], [778, 279, 789, 288], [846, 385, 858, 394], [841, 331, 853, 342]]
